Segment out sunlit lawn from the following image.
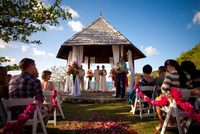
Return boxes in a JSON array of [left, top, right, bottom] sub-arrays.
[[46, 101, 198, 134]]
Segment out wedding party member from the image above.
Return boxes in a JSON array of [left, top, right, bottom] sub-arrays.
[[128, 64, 155, 112], [79, 65, 85, 91], [155, 59, 192, 131], [9, 58, 44, 116], [100, 65, 109, 92], [94, 66, 100, 91], [114, 57, 128, 98]]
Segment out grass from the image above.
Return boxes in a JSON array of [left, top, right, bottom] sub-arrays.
[[46, 101, 198, 134]]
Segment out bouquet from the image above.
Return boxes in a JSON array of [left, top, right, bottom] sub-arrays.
[[108, 69, 117, 80], [99, 70, 104, 75], [67, 62, 80, 76], [86, 69, 93, 78]]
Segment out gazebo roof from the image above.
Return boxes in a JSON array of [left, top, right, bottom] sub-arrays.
[[56, 16, 146, 63]]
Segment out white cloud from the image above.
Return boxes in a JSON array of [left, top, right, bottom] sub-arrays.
[[0, 39, 6, 49], [193, 11, 200, 24], [5, 56, 16, 65], [0, 39, 19, 49], [144, 46, 159, 57], [61, 6, 79, 18], [21, 45, 29, 52], [48, 25, 64, 30], [68, 21, 84, 32], [140, 45, 144, 49], [187, 23, 192, 29], [33, 48, 46, 56], [47, 53, 55, 57]]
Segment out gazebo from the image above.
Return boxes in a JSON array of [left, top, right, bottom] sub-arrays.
[[56, 15, 145, 95]]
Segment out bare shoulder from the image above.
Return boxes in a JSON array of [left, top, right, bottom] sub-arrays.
[[49, 81, 54, 90]]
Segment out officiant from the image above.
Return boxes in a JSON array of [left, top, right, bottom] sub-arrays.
[[114, 57, 128, 98]]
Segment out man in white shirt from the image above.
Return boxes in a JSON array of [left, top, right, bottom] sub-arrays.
[[79, 65, 85, 91], [93, 66, 100, 91]]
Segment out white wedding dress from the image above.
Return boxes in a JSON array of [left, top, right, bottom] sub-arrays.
[[100, 70, 109, 92]]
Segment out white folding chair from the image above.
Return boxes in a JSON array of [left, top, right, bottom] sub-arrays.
[[133, 86, 157, 119], [1, 98, 47, 134], [161, 89, 195, 134], [43, 91, 65, 126]]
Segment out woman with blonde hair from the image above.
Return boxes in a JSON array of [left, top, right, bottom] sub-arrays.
[[41, 70, 54, 91]]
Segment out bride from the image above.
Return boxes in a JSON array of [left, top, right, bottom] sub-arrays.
[[100, 65, 109, 92]]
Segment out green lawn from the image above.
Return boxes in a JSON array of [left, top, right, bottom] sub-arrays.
[[46, 101, 198, 134]]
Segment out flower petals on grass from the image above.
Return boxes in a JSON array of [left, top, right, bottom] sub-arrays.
[[65, 114, 138, 134]]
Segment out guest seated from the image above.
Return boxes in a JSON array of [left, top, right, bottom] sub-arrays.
[[155, 66, 166, 96], [181, 61, 200, 112], [8, 58, 46, 120], [41, 70, 54, 91], [155, 59, 193, 131], [128, 64, 155, 113], [41, 70, 55, 103], [0, 66, 8, 99], [155, 66, 166, 87]]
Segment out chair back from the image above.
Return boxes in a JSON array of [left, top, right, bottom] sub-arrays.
[[1, 97, 47, 134], [139, 86, 155, 92], [1, 98, 34, 119]]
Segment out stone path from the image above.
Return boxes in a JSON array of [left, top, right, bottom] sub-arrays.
[[58, 90, 128, 104]]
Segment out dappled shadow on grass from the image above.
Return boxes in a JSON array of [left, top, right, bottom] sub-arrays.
[[46, 102, 198, 134]]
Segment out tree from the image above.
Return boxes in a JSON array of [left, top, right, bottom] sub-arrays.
[[0, 57, 10, 64], [0, 0, 72, 45], [176, 43, 200, 70], [49, 66, 67, 90], [0, 57, 19, 71]]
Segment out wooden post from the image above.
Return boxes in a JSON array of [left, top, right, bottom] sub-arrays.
[[87, 56, 91, 90]]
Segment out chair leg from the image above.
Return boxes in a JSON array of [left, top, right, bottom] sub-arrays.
[[161, 108, 172, 134], [175, 108, 183, 134], [58, 103, 65, 119], [54, 109, 57, 126], [133, 98, 137, 115], [36, 106, 47, 134], [32, 111, 37, 134], [139, 98, 143, 119], [184, 117, 192, 134]]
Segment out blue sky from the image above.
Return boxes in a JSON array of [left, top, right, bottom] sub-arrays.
[[1, 0, 200, 82]]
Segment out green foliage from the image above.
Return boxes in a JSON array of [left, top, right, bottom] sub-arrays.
[[0, 57, 19, 71], [150, 70, 158, 78], [5, 64, 19, 71], [0, 57, 10, 64], [176, 43, 200, 70], [0, 0, 72, 44]]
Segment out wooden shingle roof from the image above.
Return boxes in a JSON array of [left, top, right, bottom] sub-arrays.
[[56, 16, 145, 63]]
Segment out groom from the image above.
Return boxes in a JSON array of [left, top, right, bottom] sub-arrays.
[[114, 57, 127, 98], [93, 66, 100, 91]]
